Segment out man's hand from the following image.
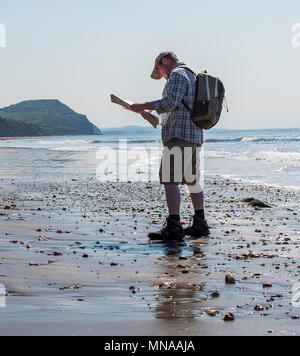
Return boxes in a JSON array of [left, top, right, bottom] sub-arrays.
[[130, 104, 146, 113], [130, 102, 155, 113]]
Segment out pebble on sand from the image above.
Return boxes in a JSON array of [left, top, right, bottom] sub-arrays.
[[241, 198, 272, 208], [53, 252, 63, 256], [211, 290, 220, 298], [38, 235, 48, 241], [207, 310, 219, 317], [29, 262, 40, 266], [263, 283, 273, 288], [250, 200, 272, 208], [225, 274, 236, 284], [224, 313, 235, 321]]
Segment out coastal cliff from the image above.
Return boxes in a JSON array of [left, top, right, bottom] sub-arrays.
[[0, 100, 101, 137]]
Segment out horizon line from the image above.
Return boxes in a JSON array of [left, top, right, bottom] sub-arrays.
[[100, 126, 300, 131]]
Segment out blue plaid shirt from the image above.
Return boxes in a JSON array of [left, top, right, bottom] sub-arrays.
[[151, 62, 203, 146]]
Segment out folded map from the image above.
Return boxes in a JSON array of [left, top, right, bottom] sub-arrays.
[[111, 94, 159, 129]]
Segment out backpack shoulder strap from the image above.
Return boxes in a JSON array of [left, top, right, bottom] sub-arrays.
[[175, 66, 197, 77], [174, 66, 197, 114]]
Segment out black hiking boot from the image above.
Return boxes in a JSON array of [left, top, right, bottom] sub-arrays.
[[184, 216, 210, 237], [148, 217, 185, 241]]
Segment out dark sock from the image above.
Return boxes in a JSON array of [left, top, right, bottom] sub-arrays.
[[169, 215, 180, 221], [195, 209, 205, 220]]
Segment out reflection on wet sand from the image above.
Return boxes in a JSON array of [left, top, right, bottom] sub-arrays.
[[153, 239, 208, 320]]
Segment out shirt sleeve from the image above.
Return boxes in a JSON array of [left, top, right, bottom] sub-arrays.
[[151, 71, 187, 115]]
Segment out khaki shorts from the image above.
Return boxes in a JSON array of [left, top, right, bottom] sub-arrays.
[[159, 138, 202, 185]]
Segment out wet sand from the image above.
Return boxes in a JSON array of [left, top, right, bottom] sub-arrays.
[[0, 175, 299, 336]]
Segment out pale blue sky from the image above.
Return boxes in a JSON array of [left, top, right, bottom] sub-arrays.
[[0, 0, 300, 129]]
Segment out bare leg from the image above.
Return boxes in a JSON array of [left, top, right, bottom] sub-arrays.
[[187, 183, 204, 211], [164, 184, 181, 216]]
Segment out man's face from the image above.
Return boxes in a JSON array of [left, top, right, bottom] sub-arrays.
[[157, 57, 176, 80]]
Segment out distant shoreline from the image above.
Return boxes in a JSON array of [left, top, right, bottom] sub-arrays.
[[0, 135, 100, 141], [0, 136, 46, 141], [1, 127, 299, 142]]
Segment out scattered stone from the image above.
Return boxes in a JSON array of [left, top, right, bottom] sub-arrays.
[[38, 235, 48, 241], [29, 262, 40, 266], [176, 264, 187, 269], [207, 310, 219, 317], [129, 286, 136, 294], [158, 282, 175, 290], [224, 312, 235, 321], [211, 290, 220, 298], [73, 283, 82, 289], [254, 304, 265, 311], [52, 251, 63, 256], [241, 198, 255, 203], [225, 274, 236, 284], [250, 200, 272, 208], [263, 283, 273, 288]]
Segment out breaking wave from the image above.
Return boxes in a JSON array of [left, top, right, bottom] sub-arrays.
[[205, 136, 300, 143], [254, 150, 300, 167]]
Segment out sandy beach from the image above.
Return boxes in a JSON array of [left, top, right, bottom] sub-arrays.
[[2, 0, 300, 339], [0, 169, 299, 336]]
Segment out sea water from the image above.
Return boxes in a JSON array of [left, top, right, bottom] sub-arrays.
[[0, 128, 299, 190]]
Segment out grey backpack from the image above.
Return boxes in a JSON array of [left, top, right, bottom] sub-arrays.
[[179, 66, 226, 130]]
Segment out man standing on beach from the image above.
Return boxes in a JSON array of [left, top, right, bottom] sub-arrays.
[[130, 51, 210, 240]]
